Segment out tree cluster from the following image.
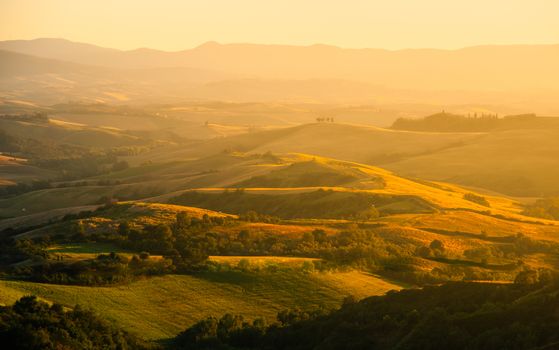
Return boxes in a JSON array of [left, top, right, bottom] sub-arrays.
[[0, 296, 150, 349], [463, 193, 491, 207], [523, 197, 559, 220], [174, 279, 559, 350], [15, 252, 173, 286]]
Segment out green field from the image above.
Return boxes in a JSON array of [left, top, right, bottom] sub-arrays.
[[0, 270, 400, 341], [47, 242, 128, 254]]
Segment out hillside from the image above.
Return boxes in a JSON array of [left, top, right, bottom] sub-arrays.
[[386, 127, 559, 196], [0, 270, 399, 341], [2, 39, 558, 92], [126, 122, 559, 196], [392, 112, 559, 132], [0, 115, 146, 149], [174, 281, 559, 350], [4, 164, 559, 276], [0, 113, 172, 194], [0, 155, 56, 187], [128, 123, 480, 164], [0, 49, 233, 104], [2, 161, 559, 346], [2, 39, 559, 111], [2, 194, 556, 343], [2, 119, 559, 347], [3, 3, 559, 349], [0, 151, 532, 219]]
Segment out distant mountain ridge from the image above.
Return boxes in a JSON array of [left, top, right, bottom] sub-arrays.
[[1, 38, 559, 92], [1, 38, 559, 112]]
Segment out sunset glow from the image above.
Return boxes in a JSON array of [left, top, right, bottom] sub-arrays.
[[1, 0, 558, 50]]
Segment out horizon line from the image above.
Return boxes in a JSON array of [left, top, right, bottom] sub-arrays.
[[1, 37, 558, 54]]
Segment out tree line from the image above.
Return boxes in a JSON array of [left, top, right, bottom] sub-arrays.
[[172, 277, 559, 350]]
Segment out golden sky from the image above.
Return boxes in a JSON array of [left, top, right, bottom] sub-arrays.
[[1, 0, 558, 50]]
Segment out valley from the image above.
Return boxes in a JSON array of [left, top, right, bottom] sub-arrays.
[[1, 33, 559, 349]]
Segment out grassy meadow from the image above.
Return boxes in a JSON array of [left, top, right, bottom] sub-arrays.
[[0, 269, 400, 341]]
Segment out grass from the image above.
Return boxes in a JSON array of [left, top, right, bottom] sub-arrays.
[[13, 202, 237, 239], [18, 201, 336, 240], [127, 122, 559, 197], [47, 242, 127, 254], [3, 152, 552, 228], [169, 187, 435, 219], [386, 128, 559, 197], [0, 270, 401, 341], [209, 255, 318, 268], [156, 152, 545, 223], [392, 211, 559, 242], [45, 242, 140, 261], [0, 283, 26, 306]]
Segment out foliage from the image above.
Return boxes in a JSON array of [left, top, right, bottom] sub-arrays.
[[0, 296, 151, 349], [0, 237, 50, 266], [174, 279, 559, 350], [238, 211, 280, 223], [170, 189, 426, 219], [463, 193, 491, 207], [234, 160, 360, 188], [392, 112, 502, 132], [16, 252, 173, 286], [523, 197, 559, 220]]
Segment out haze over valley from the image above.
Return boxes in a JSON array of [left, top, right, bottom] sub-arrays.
[[1, 1, 559, 349]]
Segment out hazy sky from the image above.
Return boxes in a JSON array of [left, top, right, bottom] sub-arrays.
[[1, 0, 558, 51]]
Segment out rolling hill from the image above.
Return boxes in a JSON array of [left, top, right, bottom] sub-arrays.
[[125, 121, 559, 196], [0, 114, 146, 148], [2, 112, 559, 347], [3, 11, 559, 350], [0, 151, 530, 219], [1, 155, 558, 345], [2, 38, 559, 111], [2, 38, 559, 93], [127, 123, 480, 164], [0, 49, 234, 104], [0, 269, 400, 341]]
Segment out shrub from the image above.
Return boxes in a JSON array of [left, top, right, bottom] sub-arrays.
[[463, 193, 491, 207]]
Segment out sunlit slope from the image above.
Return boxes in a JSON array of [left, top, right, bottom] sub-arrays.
[[0, 271, 400, 340], [129, 123, 480, 164], [8, 201, 234, 237], [386, 128, 559, 196], [0, 205, 99, 231], [11, 201, 333, 240], [0, 154, 280, 217], [157, 152, 528, 218], [52, 112, 254, 140], [129, 122, 559, 196], [393, 211, 559, 242], [0, 151, 546, 224], [0, 184, 168, 218], [0, 155, 56, 187], [0, 116, 147, 148], [7, 198, 559, 280]]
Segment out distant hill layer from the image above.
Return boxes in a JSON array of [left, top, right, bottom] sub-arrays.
[[130, 122, 559, 197], [3, 116, 559, 198], [1, 39, 559, 110], [0, 151, 532, 221], [392, 112, 559, 132], [1, 39, 558, 92]]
